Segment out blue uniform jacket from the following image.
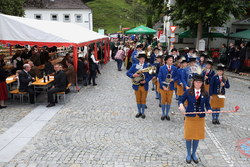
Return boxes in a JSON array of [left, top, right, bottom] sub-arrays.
[[158, 65, 178, 90], [181, 66, 195, 89], [131, 50, 139, 64], [202, 70, 215, 84], [209, 75, 230, 96], [152, 62, 161, 77], [178, 90, 211, 117], [177, 68, 184, 85], [197, 62, 206, 69], [150, 53, 156, 65], [126, 63, 152, 91]]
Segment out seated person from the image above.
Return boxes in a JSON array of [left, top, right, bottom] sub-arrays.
[[19, 64, 35, 104], [0, 54, 6, 67], [46, 63, 68, 107], [44, 58, 55, 75], [28, 60, 43, 78]]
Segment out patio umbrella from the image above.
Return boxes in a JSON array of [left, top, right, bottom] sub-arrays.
[[125, 25, 156, 35], [230, 30, 250, 39]]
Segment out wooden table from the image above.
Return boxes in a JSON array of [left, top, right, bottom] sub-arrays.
[[37, 64, 45, 70], [6, 75, 17, 97], [32, 76, 54, 87], [3, 64, 14, 70], [32, 76, 54, 103], [50, 57, 63, 65], [6, 75, 17, 85]]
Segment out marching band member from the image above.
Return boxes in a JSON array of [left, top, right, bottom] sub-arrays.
[[202, 59, 215, 92], [181, 57, 197, 91], [152, 55, 164, 105], [150, 47, 159, 91], [209, 64, 230, 124], [150, 47, 159, 65], [127, 52, 152, 119], [174, 56, 182, 100], [158, 55, 178, 121], [197, 54, 206, 69], [177, 59, 188, 100], [178, 75, 212, 164], [131, 43, 143, 64]]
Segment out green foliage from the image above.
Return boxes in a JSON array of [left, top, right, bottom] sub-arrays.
[[86, 0, 147, 33], [140, 0, 165, 23], [146, 15, 153, 28], [0, 0, 25, 16], [170, 0, 246, 28]]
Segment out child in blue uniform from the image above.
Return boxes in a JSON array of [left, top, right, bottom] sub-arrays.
[[152, 55, 164, 101], [202, 59, 215, 93], [127, 52, 152, 119], [177, 59, 188, 100], [131, 43, 143, 64], [158, 55, 178, 121], [181, 57, 197, 91], [179, 75, 212, 164], [209, 64, 230, 124]]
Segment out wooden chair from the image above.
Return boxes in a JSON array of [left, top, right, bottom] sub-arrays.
[[55, 83, 72, 103], [9, 89, 29, 104]]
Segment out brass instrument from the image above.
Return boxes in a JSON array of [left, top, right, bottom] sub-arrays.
[[162, 73, 172, 88], [188, 74, 193, 87], [204, 68, 210, 85], [132, 66, 156, 85], [219, 74, 228, 94]]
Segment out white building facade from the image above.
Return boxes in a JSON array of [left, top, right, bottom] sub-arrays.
[[24, 0, 93, 30]]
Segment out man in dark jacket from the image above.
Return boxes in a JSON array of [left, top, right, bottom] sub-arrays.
[[239, 43, 246, 72], [19, 64, 35, 104], [227, 43, 235, 70], [47, 63, 67, 107]]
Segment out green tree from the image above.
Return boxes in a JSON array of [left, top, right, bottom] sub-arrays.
[[0, 0, 25, 16], [170, 0, 246, 49], [140, 0, 165, 24], [128, 0, 147, 27]]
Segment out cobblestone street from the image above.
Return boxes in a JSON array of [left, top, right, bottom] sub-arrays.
[[1, 61, 250, 167]]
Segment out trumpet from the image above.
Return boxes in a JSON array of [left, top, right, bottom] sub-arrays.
[[162, 73, 172, 88], [132, 66, 156, 85]]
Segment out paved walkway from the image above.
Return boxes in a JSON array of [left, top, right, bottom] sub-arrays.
[[1, 61, 250, 167]]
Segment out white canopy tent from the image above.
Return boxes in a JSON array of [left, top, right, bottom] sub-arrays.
[[0, 13, 110, 72], [0, 13, 108, 47]]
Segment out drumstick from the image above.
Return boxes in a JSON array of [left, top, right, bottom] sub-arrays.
[[173, 106, 240, 115]]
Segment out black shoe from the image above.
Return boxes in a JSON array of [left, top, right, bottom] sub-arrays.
[[135, 113, 142, 118], [216, 120, 220, 124], [191, 155, 199, 164], [161, 116, 165, 120], [93, 83, 97, 86], [83, 83, 88, 86], [152, 88, 155, 91], [141, 114, 146, 119], [212, 120, 216, 124], [46, 103, 55, 107], [166, 116, 170, 121], [0, 106, 7, 109], [159, 104, 161, 107], [186, 158, 191, 164], [145, 105, 147, 109], [30, 102, 35, 104], [156, 97, 159, 99]]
